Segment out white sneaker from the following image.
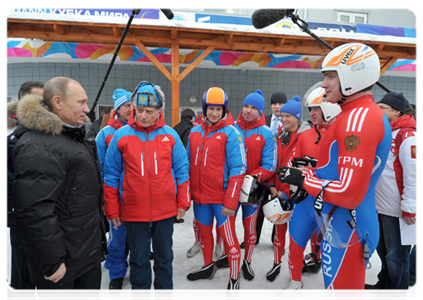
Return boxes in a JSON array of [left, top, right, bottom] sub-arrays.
[[275, 280, 303, 300], [186, 241, 201, 258], [214, 243, 223, 259]]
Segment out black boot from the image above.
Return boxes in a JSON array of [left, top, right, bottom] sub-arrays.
[[225, 276, 239, 300], [109, 277, 124, 289], [266, 262, 281, 282], [187, 263, 217, 281], [215, 254, 229, 268], [241, 258, 255, 280]]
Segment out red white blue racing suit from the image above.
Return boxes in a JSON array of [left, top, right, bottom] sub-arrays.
[[302, 95, 391, 289], [187, 111, 246, 280], [288, 123, 327, 281], [234, 113, 277, 263]]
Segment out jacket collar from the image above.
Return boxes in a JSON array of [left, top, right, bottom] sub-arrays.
[[236, 111, 266, 130], [14, 94, 90, 139], [128, 109, 166, 133], [391, 114, 416, 131], [202, 110, 235, 132]]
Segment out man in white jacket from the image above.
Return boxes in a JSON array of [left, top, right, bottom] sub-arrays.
[[370, 92, 416, 289]]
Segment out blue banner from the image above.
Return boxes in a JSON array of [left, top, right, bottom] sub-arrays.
[[356, 23, 416, 38], [307, 21, 356, 33], [196, 13, 251, 25], [10, 8, 159, 19]]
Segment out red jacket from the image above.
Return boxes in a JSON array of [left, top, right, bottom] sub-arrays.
[[269, 122, 311, 198], [103, 110, 191, 222], [187, 111, 247, 210], [235, 112, 277, 182]]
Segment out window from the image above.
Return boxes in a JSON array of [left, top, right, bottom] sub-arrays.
[[337, 11, 368, 24]]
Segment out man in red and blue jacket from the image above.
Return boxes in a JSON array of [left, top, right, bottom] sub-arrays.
[[234, 90, 277, 281], [96, 88, 133, 289], [103, 81, 190, 289]]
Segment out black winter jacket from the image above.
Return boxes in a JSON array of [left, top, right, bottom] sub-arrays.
[[12, 94, 107, 287], [7, 100, 19, 228], [173, 117, 193, 148]]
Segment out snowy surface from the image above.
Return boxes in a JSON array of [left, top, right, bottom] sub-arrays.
[[6, 207, 418, 299], [7, 11, 416, 46]]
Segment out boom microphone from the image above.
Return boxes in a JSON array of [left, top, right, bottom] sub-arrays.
[[160, 9, 174, 20], [252, 9, 295, 29]]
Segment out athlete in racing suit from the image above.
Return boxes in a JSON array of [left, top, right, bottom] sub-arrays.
[[267, 96, 311, 282], [96, 89, 132, 289], [280, 43, 391, 289], [286, 86, 341, 289], [234, 90, 277, 280], [186, 87, 246, 289]]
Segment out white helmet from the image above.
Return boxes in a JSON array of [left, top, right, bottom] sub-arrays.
[[239, 175, 267, 206], [321, 43, 380, 96], [262, 195, 293, 225], [304, 85, 341, 123]]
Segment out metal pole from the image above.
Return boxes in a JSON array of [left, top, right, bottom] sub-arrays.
[[87, 9, 141, 122], [290, 14, 391, 93]]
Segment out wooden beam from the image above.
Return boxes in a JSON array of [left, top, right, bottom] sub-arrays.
[[380, 56, 399, 75], [171, 42, 180, 127], [171, 30, 178, 40], [226, 33, 234, 44], [53, 24, 65, 35], [179, 46, 215, 82], [132, 40, 172, 82]]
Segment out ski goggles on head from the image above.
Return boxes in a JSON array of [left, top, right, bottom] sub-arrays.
[[131, 81, 163, 108]]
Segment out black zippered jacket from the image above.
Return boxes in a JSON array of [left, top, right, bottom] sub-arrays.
[[12, 94, 107, 287]]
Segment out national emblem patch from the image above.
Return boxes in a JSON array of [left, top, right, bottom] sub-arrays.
[[344, 134, 360, 152], [411, 145, 416, 159]]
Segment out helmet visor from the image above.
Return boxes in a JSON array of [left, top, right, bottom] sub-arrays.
[[314, 206, 362, 249]]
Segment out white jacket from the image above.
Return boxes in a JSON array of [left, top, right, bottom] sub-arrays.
[[375, 116, 416, 218]]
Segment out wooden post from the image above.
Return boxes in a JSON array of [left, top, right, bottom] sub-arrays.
[[171, 42, 180, 127]]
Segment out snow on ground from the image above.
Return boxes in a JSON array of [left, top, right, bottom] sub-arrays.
[[6, 207, 417, 299]]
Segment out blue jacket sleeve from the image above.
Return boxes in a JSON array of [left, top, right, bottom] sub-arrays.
[[95, 129, 108, 182], [224, 125, 247, 210]]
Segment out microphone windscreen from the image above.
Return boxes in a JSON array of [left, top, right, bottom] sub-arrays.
[[160, 9, 174, 20], [252, 9, 292, 29]]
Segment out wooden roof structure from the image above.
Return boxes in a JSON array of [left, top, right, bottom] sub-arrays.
[[7, 17, 416, 126]]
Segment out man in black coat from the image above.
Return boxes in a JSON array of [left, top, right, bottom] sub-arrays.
[[7, 80, 44, 289], [12, 77, 108, 289], [173, 108, 195, 148]]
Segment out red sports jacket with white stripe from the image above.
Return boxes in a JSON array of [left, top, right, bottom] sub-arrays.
[[187, 111, 247, 211], [103, 110, 191, 222]]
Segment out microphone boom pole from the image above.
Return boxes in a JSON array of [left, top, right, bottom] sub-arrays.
[[289, 13, 391, 93], [87, 9, 141, 122]]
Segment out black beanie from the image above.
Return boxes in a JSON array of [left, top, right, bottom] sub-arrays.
[[377, 92, 407, 114], [270, 92, 288, 105]]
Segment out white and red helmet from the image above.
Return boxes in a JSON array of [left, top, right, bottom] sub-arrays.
[[304, 84, 341, 123], [262, 195, 293, 225], [321, 43, 380, 96]]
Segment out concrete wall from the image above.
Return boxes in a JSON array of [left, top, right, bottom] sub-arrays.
[[7, 62, 416, 124]]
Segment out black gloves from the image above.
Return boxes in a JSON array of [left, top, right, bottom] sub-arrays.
[[291, 155, 317, 168], [289, 185, 309, 204], [280, 130, 291, 146], [277, 166, 305, 186]]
